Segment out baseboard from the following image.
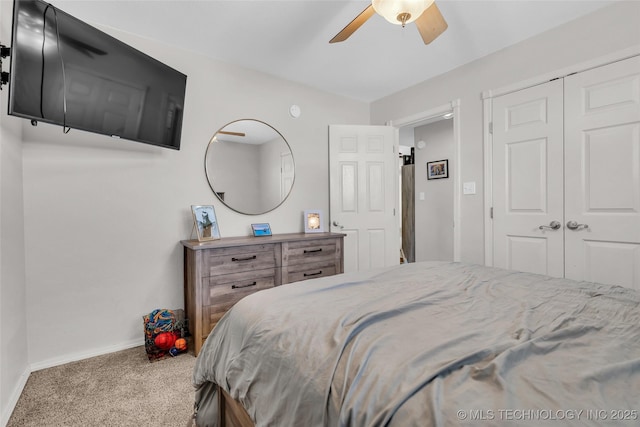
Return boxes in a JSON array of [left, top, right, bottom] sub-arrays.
[[29, 338, 144, 372], [1, 366, 30, 427]]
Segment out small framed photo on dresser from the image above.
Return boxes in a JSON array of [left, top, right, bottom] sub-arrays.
[[304, 209, 324, 233], [251, 223, 272, 237], [191, 205, 221, 241]]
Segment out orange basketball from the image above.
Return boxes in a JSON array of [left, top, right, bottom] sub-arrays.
[[174, 338, 187, 351], [154, 332, 176, 350]]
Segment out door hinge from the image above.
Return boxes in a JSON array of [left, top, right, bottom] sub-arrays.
[[488, 122, 493, 134], [490, 207, 493, 219]]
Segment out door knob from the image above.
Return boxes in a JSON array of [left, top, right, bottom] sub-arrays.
[[566, 220, 588, 230], [332, 220, 344, 230], [539, 220, 561, 230]]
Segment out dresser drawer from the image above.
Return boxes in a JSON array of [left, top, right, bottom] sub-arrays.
[[202, 268, 276, 338], [283, 260, 338, 284], [204, 244, 277, 277], [283, 239, 338, 266], [203, 268, 277, 305]]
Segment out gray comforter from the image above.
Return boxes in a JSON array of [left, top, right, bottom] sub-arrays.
[[193, 261, 640, 426]]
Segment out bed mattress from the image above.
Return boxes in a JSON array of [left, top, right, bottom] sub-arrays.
[[193, 261, 640, 426]]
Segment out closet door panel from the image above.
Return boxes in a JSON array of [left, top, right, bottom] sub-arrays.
[[564, 56, 640, 290], [492, 79, 564, 277]]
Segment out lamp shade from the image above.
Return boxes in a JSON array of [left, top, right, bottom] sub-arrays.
[[372, 0, 434, 25]]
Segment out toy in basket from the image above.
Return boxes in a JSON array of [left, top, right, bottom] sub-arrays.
[[143, 308, 189, 361]]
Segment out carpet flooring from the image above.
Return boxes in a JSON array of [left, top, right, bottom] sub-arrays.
[[7, 346, 197, 427]]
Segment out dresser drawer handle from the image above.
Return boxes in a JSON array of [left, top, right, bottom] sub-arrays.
[[304, 270, 323, 277], [304, 248, 322, 254], [232, 281, 257, 289], [231, 255, 257, 262]]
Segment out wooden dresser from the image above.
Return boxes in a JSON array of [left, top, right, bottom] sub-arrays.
[[181, 232, 345, 355]]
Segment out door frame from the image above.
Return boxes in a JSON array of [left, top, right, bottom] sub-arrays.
[[482, 45, 640, 266], [387, 99, 461, 262]]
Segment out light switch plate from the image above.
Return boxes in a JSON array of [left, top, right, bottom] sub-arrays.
[[463, 182, 476, 195]]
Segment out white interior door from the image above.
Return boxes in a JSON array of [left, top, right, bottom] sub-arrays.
[[564, 56, 640, 290], [329, 125, 399, 273], [492, 79, 565, 277], [280, 152, 294, 200]]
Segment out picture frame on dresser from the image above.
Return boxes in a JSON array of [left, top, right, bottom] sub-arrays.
[[304, 209, 324, 233], [251, 223, 272, 237], [191, 205, 221, 241]]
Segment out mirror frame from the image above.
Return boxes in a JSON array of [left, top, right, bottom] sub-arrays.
[[204, 119, 295, 215]]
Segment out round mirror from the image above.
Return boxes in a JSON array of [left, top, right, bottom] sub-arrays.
[[205, 119, 295, 215]]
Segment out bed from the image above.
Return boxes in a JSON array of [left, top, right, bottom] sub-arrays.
[[192, 261, 640, 426]]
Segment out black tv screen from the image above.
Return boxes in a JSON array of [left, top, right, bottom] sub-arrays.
[[8, 0, 187, 150]]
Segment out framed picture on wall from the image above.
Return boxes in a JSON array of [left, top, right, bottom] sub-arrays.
[[427, 159, 449, 180], [304, 209, 324, 233], [191, 205, 221, 241]]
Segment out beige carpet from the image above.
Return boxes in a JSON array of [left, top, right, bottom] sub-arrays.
[[7, 346, 197, 427]]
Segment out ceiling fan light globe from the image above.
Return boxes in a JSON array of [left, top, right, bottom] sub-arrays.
[[371, 0, 434, 25]]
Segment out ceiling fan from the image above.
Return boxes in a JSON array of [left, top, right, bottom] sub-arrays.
[[330, 0, 447, 44]]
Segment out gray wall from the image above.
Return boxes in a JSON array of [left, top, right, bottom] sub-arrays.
[[0, 105, 28, 427], [372, 1, 640, 264], [414, 119, 454, 262], [0, 1, 29, 422]]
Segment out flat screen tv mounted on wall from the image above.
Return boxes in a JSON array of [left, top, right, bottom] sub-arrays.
[[7, 0, 187, 150]]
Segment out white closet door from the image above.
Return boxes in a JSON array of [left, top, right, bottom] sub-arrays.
[[564, 56, 640, 290], [492, 79, 565, 277]]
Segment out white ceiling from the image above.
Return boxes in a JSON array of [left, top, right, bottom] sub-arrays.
[[51, 0, 617, 102]]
